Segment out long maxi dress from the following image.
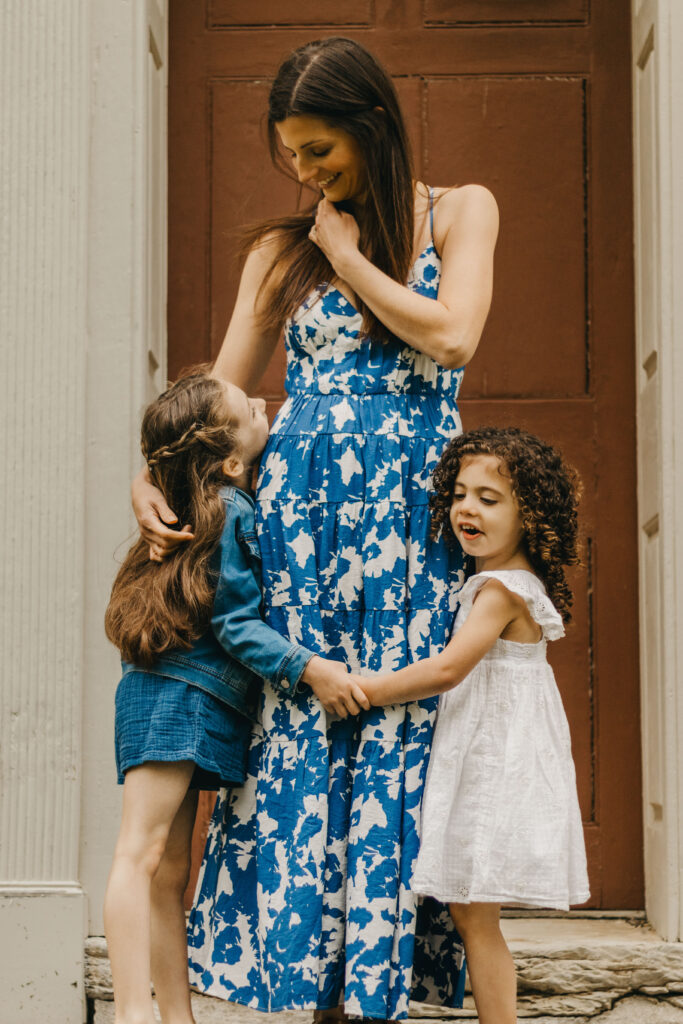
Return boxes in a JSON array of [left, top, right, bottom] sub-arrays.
[[188, 198, 468, 1020]]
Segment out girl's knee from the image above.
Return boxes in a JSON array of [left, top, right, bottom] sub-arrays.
[[113, 826, 170, 879], [449, 901, 500, 937], [152, 845, 192, 896]]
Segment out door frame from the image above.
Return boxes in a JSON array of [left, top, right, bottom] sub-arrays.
[[631, 0, 683, 941]]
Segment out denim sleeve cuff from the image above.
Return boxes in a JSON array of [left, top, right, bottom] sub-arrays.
[[271, 644, 315, 697]]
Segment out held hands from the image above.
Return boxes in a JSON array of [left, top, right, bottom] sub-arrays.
[[131, 466, 194, 562], [348, 672, 397, 707], [302, 656, 371, 718], [308, 198, 360, 275]]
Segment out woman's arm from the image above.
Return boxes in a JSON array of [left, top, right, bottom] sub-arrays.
[[310, 185, 499, 368], [212, 235, 283, 389], [355, 581, 517, 705], [131, 235, 283, 556]]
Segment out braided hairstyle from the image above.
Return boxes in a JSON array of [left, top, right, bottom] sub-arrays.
[[105, 367, 239, 667], [430, 427, 582, 622]]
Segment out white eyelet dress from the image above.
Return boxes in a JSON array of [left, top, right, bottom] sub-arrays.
[[412, 569, 590, 910]]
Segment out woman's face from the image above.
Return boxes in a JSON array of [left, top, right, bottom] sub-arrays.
[[275, 115, 367, 203]]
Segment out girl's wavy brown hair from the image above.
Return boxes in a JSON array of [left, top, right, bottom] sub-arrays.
[[105, 367, 239, 667], [243, 36, 415, 344], [430, 427, 582, 622]]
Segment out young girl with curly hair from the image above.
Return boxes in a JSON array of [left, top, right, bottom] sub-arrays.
[[352, 426, 590, 1024]]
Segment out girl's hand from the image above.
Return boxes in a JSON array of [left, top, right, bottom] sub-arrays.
[[308, 198, 360, 274], [131, 466, 194, 562], [302, 656, 371, 718]]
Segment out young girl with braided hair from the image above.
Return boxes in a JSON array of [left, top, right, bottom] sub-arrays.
[[351, 426, 590, 1024], [104, 366, 368, 1024]]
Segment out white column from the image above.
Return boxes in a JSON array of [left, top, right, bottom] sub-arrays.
[[632, 0, 683, 941], [0, 0, 167, 1019], [0, 2, 89, 1021], [80, 0, 168, 938]]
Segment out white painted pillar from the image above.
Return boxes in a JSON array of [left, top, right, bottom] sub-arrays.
[[0, 2, 89, 1020], [80, 0, 168, 939], [0, 0, 167, 1019], [632, 0, 683, 941]]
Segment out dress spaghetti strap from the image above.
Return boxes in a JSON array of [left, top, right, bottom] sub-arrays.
[[429, 186, 435, 242]]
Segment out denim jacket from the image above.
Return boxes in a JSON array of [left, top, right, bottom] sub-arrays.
[[122, 485, 313, 720]]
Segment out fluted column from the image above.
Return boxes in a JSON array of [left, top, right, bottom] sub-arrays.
[[0, 1, 88, 1020]]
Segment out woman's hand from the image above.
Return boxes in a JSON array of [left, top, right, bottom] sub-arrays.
[[131, 466, 194, 562], [302, 655, 371, 718], [308, 198, 360, 274]]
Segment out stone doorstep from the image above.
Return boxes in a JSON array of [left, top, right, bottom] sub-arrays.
[[86, 918, 683, 1020]]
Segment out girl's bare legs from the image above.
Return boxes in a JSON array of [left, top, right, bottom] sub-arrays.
[[449, 902, 516, 1024], [103, 761, 195, 1024], [150, 787, 199, 1024]]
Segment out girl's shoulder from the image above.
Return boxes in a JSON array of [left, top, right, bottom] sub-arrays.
[[219, 484, 256, 533], [459, 570, 565, 641]]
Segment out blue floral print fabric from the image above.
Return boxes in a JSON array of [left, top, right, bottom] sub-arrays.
[[188, 240, 467, 1019]]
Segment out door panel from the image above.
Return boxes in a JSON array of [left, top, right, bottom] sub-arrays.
[[170, 0, 642, 909], [426, 76, 588, 397]]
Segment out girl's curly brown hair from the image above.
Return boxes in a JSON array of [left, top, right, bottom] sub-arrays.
[[430, 426, 582, 622], [105, 366, 239, 667]]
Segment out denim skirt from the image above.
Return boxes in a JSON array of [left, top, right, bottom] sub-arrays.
[[114, 670, 252, 788]]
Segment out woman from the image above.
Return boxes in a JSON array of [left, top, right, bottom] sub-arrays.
[[134, 36, 498, 1021]]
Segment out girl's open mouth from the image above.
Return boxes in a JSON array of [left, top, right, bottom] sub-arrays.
[[461, 525, 482, 538]]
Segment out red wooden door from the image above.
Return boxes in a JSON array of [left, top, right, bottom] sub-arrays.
[[170, 0, 642, 909]]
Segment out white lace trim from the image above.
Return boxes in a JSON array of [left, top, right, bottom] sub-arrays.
[[457, 569, 565, 641]]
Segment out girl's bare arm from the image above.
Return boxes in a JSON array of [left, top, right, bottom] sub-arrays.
[[356, 581, 518, 705]]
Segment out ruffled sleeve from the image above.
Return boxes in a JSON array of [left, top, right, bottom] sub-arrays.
[[455, 570, 565, 641]]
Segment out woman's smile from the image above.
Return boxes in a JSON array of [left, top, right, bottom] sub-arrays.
[[317, 171, 341, 189]]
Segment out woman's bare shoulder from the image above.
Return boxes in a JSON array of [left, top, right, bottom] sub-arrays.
[[433, 184, 498, 221], [431, 184, 499, 251]]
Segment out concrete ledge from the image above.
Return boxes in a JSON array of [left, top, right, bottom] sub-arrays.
[[2, 889, 86, 1024]]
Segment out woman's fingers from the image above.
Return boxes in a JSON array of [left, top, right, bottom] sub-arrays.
[[142, 521, 194, 560], [351, 682, 371, 711], [144, 518, 193, 544], [151, 494, 178, 526]]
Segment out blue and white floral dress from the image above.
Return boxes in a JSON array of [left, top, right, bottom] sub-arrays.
[[188, 196, 467, 1019]]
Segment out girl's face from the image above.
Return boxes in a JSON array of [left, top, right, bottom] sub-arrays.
[[450, 453, 525, 570], [275, 115, 367, 204], [221, 381, 269, 468]]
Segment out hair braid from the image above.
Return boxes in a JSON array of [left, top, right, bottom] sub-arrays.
[[143, 420, 235, 468]]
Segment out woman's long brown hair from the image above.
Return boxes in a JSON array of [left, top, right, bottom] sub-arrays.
[[105, 368, 238, 667], [245, 37, 415, 343]]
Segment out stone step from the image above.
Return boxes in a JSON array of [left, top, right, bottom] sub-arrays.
[[87, 917, 683, 1021], [90, 993, 683, 1023]]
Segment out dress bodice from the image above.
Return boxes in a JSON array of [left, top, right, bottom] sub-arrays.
[[282, 244, 464, 398]]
